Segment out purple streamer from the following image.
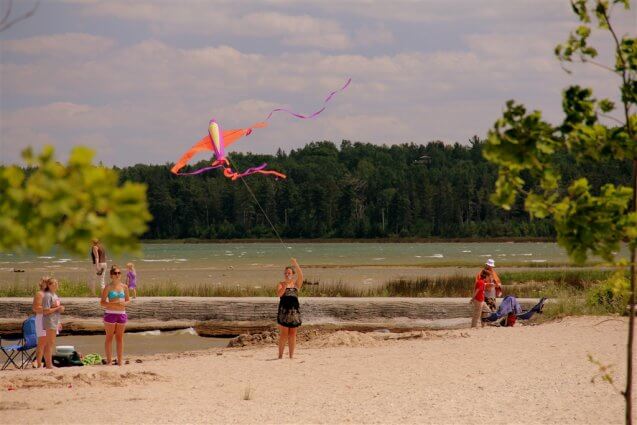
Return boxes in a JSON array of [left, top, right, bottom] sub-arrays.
[[264, 78, 351, 121], [230, 163, 268, 179], [176, 163, 224, 176]]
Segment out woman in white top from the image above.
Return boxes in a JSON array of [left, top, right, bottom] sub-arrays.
[[31, 276, 50, 368], [42, 278, 64, 370]]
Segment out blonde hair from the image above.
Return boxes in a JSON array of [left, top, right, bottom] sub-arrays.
[[126, 262, 134, 270], [44, 278, 58, 292], [38, 276, 51, 291]]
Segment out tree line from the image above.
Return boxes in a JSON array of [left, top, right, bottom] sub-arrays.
[[116, 137, 631, 240]]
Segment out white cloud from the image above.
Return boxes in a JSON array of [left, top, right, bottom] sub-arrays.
[[1, 28, 618, 164], [261, 0, 570, 24], [1, 33, 116, 57], [1, 0, 627, 165], [354, 25, 394, 47], [67, 1, 354, 50], [240, 12, 352, 49]]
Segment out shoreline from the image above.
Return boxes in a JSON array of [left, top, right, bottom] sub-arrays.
[[141, 236, 557, 244]]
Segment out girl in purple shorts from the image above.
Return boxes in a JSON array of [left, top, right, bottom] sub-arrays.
[[100, 265, 130, 366]]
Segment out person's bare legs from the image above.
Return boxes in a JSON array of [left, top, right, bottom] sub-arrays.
[[35, 336, 46, 368], [278, 325, 288, 359], [114, 323, 125, 366], [288, 327, 297, 359], [471, 300, 483, 328], [44, 330, 56, 369], [104, 323, 116, 365]]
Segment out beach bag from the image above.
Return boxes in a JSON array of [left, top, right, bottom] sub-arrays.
[[52, 351, 84, 367]]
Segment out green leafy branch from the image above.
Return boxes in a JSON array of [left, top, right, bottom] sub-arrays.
[[0, 146, 152, 255]]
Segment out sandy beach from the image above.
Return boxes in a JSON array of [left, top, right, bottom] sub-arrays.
[[0, 316, 632, 424]]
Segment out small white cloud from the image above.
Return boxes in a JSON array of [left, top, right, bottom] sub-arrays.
[[354, 25, 394, 47], [2, 33, 116, 57], [240, 12, 352, 50], [73, 1, 353, 50]]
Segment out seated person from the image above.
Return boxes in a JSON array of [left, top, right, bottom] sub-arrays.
[[482, 296, 547, 327]]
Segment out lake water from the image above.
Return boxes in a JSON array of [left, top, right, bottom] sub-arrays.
[[1, 242, 627, 289]]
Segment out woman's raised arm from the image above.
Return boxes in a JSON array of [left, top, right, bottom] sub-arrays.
[[291, 258, 303, 289]]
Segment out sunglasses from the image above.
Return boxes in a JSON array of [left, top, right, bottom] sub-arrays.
[[113, 271, 121, 275]]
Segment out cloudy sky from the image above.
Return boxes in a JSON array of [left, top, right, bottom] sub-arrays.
[[0, 0, 634, 166]]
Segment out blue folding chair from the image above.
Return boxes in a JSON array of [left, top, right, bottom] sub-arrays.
[[0, 316, 38, 370]]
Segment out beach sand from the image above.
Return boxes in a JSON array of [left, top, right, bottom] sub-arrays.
[[0, 317, 632, 424]]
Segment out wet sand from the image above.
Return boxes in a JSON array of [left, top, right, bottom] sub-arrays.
[[0, 317, 631, 424], [56, 330, 230, 357]]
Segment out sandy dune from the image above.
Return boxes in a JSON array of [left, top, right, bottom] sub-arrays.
[[0, 317, 633, 424]]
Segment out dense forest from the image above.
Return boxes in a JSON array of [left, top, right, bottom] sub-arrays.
[[116, 138, 631, 240]]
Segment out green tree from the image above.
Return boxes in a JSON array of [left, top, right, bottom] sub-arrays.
[[483, 1, 636, 422], [0, 146, 152, 255]]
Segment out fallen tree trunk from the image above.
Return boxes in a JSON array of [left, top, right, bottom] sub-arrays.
[[0, 297, 541, 336], [0, 297, 540, 321]]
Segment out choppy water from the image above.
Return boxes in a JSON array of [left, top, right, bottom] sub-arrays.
[[1, 242, 628, 289]]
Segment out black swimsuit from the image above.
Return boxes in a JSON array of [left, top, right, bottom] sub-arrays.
[[277, 287, 302, 328]]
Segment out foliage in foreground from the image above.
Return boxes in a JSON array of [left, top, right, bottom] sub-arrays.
[[483, 2, 636, 419], [0, 146, 152, 255], [484, 0, 636, 264]]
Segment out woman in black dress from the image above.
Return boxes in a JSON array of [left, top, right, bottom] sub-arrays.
[[276, 258, 303, 359]]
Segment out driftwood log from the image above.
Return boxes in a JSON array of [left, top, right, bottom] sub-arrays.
[[0, 297, 540, 337]]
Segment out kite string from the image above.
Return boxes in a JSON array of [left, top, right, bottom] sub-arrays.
[[225, 156, 289, 254]]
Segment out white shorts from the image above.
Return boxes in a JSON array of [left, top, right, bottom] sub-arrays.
[[96, 262, 108, 288], [35, 314, 46, 338]]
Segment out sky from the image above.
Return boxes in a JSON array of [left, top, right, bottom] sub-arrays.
[[0, 0, 634, 166]]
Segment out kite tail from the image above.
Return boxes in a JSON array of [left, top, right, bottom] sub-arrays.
[[223, 163, 287, 181], [173, 159, 227, 176], [173, 164, 224, 176], [264, 78, 351, 121]]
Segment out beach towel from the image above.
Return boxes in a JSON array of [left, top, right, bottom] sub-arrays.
[[81, 353, 103, 366]]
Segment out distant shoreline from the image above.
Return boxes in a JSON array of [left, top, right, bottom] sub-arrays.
[[140, 237, 556, 244]]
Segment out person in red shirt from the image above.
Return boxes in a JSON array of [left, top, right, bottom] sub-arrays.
[[470, 270, 488, 328], [476, 258, 502, 298]]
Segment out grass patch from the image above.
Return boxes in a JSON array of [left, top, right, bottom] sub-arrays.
[[0, 280, 91, 297], [0, 268, 628, 299], [537, 296, 624, 321], [499, 269, 616, 285], [536, 271, 630, 321]]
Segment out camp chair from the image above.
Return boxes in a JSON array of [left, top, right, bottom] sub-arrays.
[[0, 316, 38, 370]]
